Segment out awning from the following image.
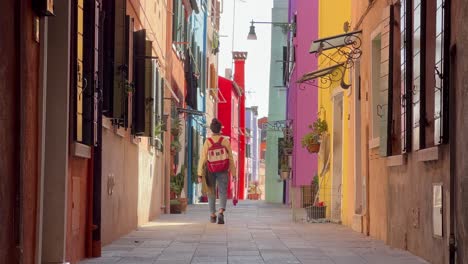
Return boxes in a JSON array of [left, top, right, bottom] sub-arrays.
[[297, 63, 344, 83], [309, 30, 362, 54]]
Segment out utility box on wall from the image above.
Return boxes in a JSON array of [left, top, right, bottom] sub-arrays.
[[33, 0, 54, 16]]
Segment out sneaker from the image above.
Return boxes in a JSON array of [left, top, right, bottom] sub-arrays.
[[210, 215, 217, 223], [217, 213, 224, 224]]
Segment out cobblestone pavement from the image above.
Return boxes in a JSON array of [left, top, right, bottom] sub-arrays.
[[80, 201, 429, 264]]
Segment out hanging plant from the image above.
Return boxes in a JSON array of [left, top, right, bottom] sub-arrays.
[[301, 118, 328, 153], [280, 137, 294, 155], [280, 157, 290, 180], [170, 140, 182, 155], [171, 116, 183, 137]]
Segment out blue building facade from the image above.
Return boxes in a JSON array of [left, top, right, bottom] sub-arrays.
[[246, 107, 260, 183]]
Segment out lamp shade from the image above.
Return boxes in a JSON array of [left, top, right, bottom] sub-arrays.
[[247, 24, 257, 40]]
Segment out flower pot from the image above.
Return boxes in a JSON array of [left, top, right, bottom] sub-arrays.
[[307, 143, 320, 153], [280, 170, 290, 180], [170, 199, 181, 214], [248, 193, 260, 200], [178, 198, 187, 213], [283, 148, 293, 155]]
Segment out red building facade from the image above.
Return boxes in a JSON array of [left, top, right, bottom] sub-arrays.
[[217, 52, 248, 200], [217, 76, 241, 199], [233, 52, 247, 200]]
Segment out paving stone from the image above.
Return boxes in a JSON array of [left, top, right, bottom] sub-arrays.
[[80, 201, 429, 264]]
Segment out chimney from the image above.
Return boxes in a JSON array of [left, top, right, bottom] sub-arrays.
[[232, 51, 247, 90], [225, 68, 233, 79]]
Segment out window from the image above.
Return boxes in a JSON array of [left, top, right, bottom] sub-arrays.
[[434, 0, 449, 145], [73, 0, 97, 146], [102, 0, 132, 129], [412, 0, 427, 151], [400, 0, 412, 153], [172, 0, 187, 53]]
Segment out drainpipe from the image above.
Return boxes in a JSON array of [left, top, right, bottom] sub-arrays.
[[36, 16, 48, 264], [17, 0, 25, 261], [92, 0, 103, 256], [187, 115, 193, 204], [448, 0, 456, 261], [365, 126, 370, 236]]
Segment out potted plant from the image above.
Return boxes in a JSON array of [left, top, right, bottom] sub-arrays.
[[301, 118, 328, 153], [170, 165, 186, 213], [247, 181, 261, 200], [171, 116, 182, 137], [280, 158, 290, 180], [280, 137, 294, 155], [170, 140, 182, 156]]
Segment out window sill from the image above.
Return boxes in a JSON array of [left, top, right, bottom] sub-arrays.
[[387, 154, 406, 167], [72, 142, 91, 159], [417, 146, 439, 162], [102, 118, 112, 129], [115, 127, 126, 138], [369, 138, 380, 149], [132, 136, 141, 145]]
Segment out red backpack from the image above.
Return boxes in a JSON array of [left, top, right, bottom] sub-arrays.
[[207, 137, 230, 173]]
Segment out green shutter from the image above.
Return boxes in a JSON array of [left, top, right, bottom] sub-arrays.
[[379, 5, 394, 157], [144, 40, 154, 137], [112, 0, 126, 122]]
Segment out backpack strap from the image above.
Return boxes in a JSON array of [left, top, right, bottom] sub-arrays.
[[208, 138, 215, 145]]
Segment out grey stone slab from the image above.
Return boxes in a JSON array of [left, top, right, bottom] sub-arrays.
[[228, 256, 265, 264], [79, 257, 122, 264], [228, 250, 260, 256], [116, 256, 157, 264], [79, 201, 429, 264]]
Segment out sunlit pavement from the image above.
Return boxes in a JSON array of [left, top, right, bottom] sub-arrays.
[[80, 200, 428, 264]]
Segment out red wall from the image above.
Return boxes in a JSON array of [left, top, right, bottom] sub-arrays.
[[234, 59, 246, 200], [217, 76, 241, 198]]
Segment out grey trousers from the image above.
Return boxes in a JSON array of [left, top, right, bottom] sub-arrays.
[[208, 171, 228, 214]]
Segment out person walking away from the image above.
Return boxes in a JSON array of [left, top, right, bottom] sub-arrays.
[[197, 118, 236, 224]]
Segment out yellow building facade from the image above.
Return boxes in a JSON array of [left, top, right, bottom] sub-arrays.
[[316, 0, 354, 226]]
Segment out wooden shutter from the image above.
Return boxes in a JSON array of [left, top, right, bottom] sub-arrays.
[[102, 0, 114, 116], [112, 0, 127, 124], [379, 5, 395, 157], [133, 29, 153, 136], [145, 41, 154, 137], [82, 0, 100, 146]]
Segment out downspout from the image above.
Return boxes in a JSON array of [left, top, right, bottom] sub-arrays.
[[17, 0, 25, 261], [92, 0, 103, 256], [187, 115, 193, 204], [36, 16, 48, 264], [448, 0, 456, 262]]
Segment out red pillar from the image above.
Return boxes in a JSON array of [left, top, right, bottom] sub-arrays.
[[233, 52, 247, 200]]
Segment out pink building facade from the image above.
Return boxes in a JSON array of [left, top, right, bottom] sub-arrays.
[[287, 0, 319, 187]]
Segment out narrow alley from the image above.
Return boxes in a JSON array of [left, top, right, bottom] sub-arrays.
[[80, 201, 428, 264]]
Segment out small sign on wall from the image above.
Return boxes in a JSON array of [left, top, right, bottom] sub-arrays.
[[433, 183, 443, 237]]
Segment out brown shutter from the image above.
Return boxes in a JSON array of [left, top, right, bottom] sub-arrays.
[[133, 30, 146, 135], [112, 0, 127, 125], [133, 30, 153, 136], [145, 42, 154, 137], [379, 5, 395, 156]]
